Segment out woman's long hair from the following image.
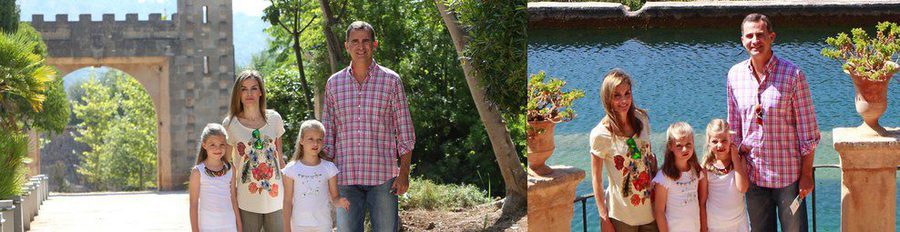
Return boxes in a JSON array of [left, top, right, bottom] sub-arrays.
[[599, 68, 645, 137], [227, 70, 268, 122]]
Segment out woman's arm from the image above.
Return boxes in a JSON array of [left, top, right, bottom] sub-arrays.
[[276, 137, 285, 168], [189, 170, 200, 232], [282, 175, 293, 232], [699, 172, 709, 232], [329, 176, 349, 210], [654, 183, 669, 232], [590, 155, 615, 232], [231, 174, 242, 232]]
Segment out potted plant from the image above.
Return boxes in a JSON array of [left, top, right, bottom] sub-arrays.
[[821, 21, 899, 136], [527, 71, 585, 176]]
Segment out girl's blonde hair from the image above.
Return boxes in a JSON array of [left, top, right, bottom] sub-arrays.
[[196, 123, 229, 165], [660, 122, 701, 179], [227, 70, 268, 122], [702, 119, 731, 171], [600, 68, 645, 136], [292, 120, 326, 160]]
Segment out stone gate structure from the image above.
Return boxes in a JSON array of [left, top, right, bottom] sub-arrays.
[[29, 0, 236, 190]]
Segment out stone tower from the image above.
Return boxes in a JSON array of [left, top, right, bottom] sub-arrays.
[[29, 0, 235, 190]]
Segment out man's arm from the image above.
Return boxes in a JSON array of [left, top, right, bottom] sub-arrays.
[[391, 76, 415, 195], [321, 80, 337, 161], [726, 73, 746, 155], [793, 70, 820, 199]]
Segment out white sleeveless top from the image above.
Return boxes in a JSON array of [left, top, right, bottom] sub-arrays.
[[195, 163, 238, 232], [652, 170, 703, 232], [705, 170, 749, 232]]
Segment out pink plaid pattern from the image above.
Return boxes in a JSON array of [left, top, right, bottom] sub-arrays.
[[322, 60, 416, 186], [726, 54, 820, 188]]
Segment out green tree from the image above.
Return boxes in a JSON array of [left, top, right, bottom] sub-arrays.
[[73, 70, 157, 191], [0, 0, 18, 33], [262, 0, 320, 119], [253, 0, 526, 200], [436, 0, 528, 216], [0, 128, 28, 199]]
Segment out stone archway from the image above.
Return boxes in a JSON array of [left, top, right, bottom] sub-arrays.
[[30, 0, 236, 190], [50, 58, 173, 190]]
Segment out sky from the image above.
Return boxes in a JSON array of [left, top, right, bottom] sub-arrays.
[[17, 0, 273, 68]]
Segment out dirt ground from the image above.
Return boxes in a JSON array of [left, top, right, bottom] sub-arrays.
[[400, 201, 527, 232]]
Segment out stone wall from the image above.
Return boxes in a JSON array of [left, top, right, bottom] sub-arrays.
[[529, 1, 900, 28], [29, 0, 236, 190]]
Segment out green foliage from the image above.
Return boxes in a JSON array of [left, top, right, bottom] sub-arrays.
[[261, 0, 321, 119], [30, 76, 70, 134], [822, 21, 900, 81], [255, 0, 525, 196], [399, 177, 492, 210], [0, 128, 27, 199], [451, 0, 527, 117], [527, 71, 585, 123], [0, 0, 18, 33], [0, 24, 56, 131], [72, 70, 157, 191]]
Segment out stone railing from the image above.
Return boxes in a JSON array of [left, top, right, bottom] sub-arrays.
[[0, 175, 48, 232]]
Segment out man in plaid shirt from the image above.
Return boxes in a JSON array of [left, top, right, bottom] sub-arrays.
[[727, 13, 821, 232], [322, 21, 415, 232]]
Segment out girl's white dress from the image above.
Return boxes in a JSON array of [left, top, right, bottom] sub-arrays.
[[195, 162, 237, 232], [706, 169, 750, 232], [653, 170, 703, 232]]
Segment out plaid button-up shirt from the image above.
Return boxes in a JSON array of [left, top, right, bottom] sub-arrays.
[[322, 60, 416, 186], [727, 54, 820, 188]]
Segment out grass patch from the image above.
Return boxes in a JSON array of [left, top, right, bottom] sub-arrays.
[[400, 177, 493, 211]]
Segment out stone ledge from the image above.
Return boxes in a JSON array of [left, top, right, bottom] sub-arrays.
[[527, 165, 587, 189], [529, 1, 900, 28], [834, 127, 900, 170]]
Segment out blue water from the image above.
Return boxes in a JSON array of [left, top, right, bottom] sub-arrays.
[[528, 27, 900, 231]]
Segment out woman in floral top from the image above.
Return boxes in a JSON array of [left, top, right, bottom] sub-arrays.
[[589, 69, 659, 232], [223, 70, 286, 232]]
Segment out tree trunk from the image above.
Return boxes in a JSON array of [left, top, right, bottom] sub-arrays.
[[434, 1, 527, 216], [316, 0, 344, 119], [291, 32, 315, 119]]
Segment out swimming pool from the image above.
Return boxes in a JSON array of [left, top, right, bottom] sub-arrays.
[[528, 26, 900, 231]]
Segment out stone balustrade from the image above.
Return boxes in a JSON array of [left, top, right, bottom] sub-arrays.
[[0, 175, 49, 232]]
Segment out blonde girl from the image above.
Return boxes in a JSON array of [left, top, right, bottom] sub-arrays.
[[189, 123, 241, 232], [223, 70, 287, 231], [281, 120, 349, 232], [699, 119, 750, 232], [652, 122, 704, 232], [589, 68, 659, 232]]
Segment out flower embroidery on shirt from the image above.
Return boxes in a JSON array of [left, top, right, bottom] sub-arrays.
[[239, 134, 281, 198], [614, 137, 655, 206]]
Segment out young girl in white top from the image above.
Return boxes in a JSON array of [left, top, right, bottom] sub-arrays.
[[589, 68, 659, 231], [699, 119, 750, 232], [282, 120, 349, 232], [653, 122, 704, 232], [189, 123, 241, 232], [223, 70, 287, 231]]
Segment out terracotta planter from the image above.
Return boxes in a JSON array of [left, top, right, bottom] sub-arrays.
[[527, 120, 556, 176], [848, 64, 896, 136]]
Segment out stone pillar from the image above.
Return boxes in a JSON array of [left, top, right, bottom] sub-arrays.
[[528, 166, 585, 232], [0, 200, 13, 232], [833, 127, 900, 231], [11, 196, 22, 232]]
